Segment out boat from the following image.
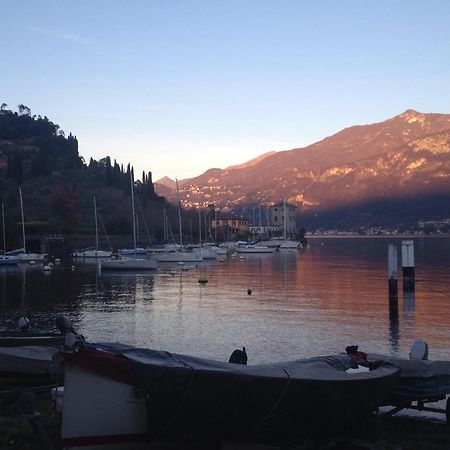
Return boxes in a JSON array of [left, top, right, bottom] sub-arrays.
[[0, 316, 75, 389], [72, 196, 112, 258], [13, 188, 48, 262], [60, 344, 400, 448], [101, 173, 156, 271], [235, 245, 276, 254], [155, 181, 203, 264], [0, 203, 19, 266], [155, 250, 203, 263]]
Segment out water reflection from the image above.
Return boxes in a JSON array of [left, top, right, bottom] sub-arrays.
[[0, 238, 449, 362]]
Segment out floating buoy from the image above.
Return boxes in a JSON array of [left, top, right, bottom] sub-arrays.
[[48, 262, 54, 268], [247, 288, 252, 295], [178, 261, 184, 266], [198, 275, 208, 284], [71, 265, 75, 271], [54, 258, 61, 264], [29, 260, 36, 265], [43, 265, 52, 272], [239, 256, 245, 260]]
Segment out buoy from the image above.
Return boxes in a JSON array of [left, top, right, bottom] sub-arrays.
[[71, 265, 75, 271], [178, 261, 184, 266], [240, 256, 245, 260], [247, 288, 252, 295], [198, 276, 208, 284], [48, 262, 54, 268], [29, 260, 36, 265], [43, 265, 52, 271], [54, 258, 61, 263]]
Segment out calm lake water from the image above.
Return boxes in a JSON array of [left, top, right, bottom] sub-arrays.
[[1, 237, 449, 363]]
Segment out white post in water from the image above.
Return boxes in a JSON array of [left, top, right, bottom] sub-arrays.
[[388, 243, 398, 297], [388, 242, 399, 322], [402, 240, 415, 292]]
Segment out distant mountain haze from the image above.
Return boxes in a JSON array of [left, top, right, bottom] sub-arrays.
[[155, 110, 450, 214]]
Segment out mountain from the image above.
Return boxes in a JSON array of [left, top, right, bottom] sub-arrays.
[[155, 110, 450, 224]]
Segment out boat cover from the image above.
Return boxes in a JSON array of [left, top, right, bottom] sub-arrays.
[[367, 353, 450, 401], [0, 345, 58, 374], [66, 348, 400, 439]]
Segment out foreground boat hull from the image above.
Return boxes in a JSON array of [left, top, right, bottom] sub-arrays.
[[61, 348, 400, 446], [62, 363, 148, 450]]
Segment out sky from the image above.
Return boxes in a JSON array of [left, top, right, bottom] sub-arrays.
[[1, 1, 450, 181]]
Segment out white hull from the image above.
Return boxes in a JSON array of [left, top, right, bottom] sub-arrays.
[[156, 251, 203, 263], [279, 240, 300, 249], [18, 253, 48, 262], [235, 246, 276, 254], [62, 364, 148, 450], [101, 258, 157, 270]]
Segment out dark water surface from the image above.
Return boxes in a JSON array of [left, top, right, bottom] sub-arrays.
[[1, 237, 449, 363]]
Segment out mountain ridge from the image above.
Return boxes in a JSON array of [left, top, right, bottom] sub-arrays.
[[154, 109, 450, 218]]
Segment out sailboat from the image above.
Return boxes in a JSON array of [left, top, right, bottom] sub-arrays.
[[101, 172, 157, 270], [155, 180, 202, 263], [0, 203, 19, 265], [72, 196, 112, 258], [11, 188, 48, 262]]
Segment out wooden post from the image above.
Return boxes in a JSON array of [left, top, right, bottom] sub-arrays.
[[388, 243, 398, 297], [402, 240, 415, 292]]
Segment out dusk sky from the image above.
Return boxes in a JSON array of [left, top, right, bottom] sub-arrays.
[[2, 1, 450, 181]]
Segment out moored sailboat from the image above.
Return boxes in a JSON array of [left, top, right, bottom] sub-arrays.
[[101, 172, 156, 271]]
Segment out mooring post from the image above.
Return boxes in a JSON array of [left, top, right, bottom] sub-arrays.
[[401, 240, 415, 292], [388, 243, 398, 297]]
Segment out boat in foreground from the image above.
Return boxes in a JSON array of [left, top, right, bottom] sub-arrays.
[[60, 345, 399, 448]]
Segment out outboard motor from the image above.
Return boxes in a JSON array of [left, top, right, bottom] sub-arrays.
[[55, 315, 73, 335], [229, 347, 248, 365], [17, 316, 31, 333]]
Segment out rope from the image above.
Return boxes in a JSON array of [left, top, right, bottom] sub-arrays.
[[254, 367, 292, 428], [149, 357, 196, 442]]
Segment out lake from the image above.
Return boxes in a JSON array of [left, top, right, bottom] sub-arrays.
[[1, 237, 449, 364]]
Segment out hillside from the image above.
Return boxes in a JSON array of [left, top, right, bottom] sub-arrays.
[[0, 105, 166, 248], [155, 110, 450, 228]]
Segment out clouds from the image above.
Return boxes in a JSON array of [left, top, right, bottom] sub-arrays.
[[29, 28, 126, 61]]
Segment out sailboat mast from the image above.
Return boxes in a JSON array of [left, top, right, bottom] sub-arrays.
[[2, 203, 6, 256], [176, 179, 182, 247], [19, 188, 26, 252], [283, 198, 287, 240], [198, 210, 201, 245], [163, 208, 167, 242], [214, 208, 217, 244], [130, 171, 137, 254], [94, 196, 99, 251]]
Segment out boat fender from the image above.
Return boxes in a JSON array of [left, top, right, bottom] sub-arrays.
[[229, 347, 248, 365], [55, 315, 73, 334], [409, 339, 429, 360], [17, 316, 31, 332]]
